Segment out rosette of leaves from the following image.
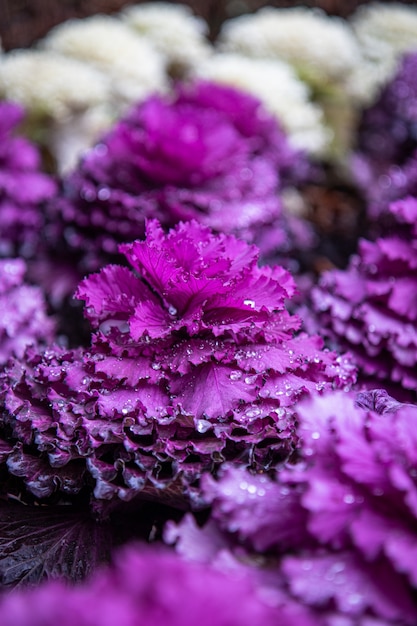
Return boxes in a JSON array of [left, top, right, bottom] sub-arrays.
[[353, 51, 417, 220], [47, 80, 311, 274], [0, 221, 355, 515], [0, 102, 57, 258], [311, 196, 417, 398], [0, 258, 56, 365], [169, 390, 417, 625]]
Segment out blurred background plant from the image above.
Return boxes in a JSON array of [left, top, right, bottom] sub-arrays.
[[1, 0, 417, 51]]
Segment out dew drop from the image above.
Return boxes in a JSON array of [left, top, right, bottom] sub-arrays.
[[99, 319, 129, 335], [240, 167, 253, 181], [49, 369, 62, 379], [343, 493, 355, 504], [229, 370, 242, 381], [378, 174, 391, 189], [3, 262, 20, 275], [333, 562, 345, 573], [244, 299, 256, 309], [168, 305, 177, 316], [209, 198, 223, 211], [81, 188, 97, 202], [311, 431, 320, 440], [97, 186, 111, 201], [196, 419, 211, 434], [348, 593, 363, 606], [94, 143, 108, 156]]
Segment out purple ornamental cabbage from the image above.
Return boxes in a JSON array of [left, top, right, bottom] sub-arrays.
[[0, 102, 57, 258], [171, 390, 417, 625], [48, 80, 312, 273], [0, 544, 286, 626], [353, 52, 417, 219], [311, 196, 417, 398], [0, 220, 355, 510], [0, 258, 56, 365]]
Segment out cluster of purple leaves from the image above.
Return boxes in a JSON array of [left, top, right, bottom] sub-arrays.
[[166, 389, 417, 625], [1, 62, 417, 626], [0, 220, 355, 513], [0, 545, 287, 626], [353, 52, 417, 220], [0, 102, 56, 258], [0, 258, 55, 366], [47, 80, 313, 275], [310, 196, 417, 399]]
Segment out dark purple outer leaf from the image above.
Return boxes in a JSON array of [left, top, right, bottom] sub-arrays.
[[0, 502, 112, 589]]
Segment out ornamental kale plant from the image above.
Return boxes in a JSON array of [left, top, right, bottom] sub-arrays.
[[47, 79, 312, 274], [353, 51, 417, 219], [168, 390, 417, 625], [311, 196, 417, 399], [0, 102, 57, 258], [0, 221, 355, 518], [0, 258, 56, 365]]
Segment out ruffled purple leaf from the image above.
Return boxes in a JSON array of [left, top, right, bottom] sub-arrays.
[[282, 550, 416, 623], [202, 466, 307, 552], [170, 363, 259, 419], [312, 197, 417, 398], [194, 389, 417, 624]]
